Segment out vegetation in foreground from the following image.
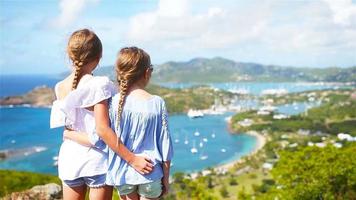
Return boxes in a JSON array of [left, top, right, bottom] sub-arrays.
[[0, 170, 60, 197]]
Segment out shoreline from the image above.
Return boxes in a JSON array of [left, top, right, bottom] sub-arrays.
[[188, 129, 267, 178], [213, 130, 266, 172]]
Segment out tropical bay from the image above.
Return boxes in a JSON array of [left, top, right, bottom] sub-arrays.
[[1, 0, 356, 198]]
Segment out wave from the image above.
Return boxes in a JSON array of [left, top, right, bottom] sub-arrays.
[[0, 105, 52, 109], [0, 146, 48, 159]]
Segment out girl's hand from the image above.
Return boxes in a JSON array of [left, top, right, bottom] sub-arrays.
[[128, 155, 154, 175], [63, 129, 70, 141], [161, 176, 169, 197]]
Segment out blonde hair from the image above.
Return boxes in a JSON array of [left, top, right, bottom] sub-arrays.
[[67, 29, 102, 90], [115, 46, 151, 132]]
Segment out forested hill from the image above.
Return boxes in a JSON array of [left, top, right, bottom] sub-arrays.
[[94, 57, 355, 83]]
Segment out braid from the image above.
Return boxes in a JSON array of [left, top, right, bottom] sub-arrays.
[[67, 29, 102, 90], [116, 79, 129, 146], [72, 61, 84, 90], [114, 46, 151, 146]]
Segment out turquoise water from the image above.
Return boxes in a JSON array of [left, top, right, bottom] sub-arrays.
[[1, 75, 347, 175], [0, 107, 256, 175]]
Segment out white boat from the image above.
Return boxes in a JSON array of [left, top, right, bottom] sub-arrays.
[[184, 134, 189, 145], [221, 148, 226, 153], [261, 88, 288, 96], [194, 131, 200, 137], [211, 133, 216, 138], [259, 105, 277, 112], [187, 109, 204, 118], [191, 141, 198, 154], [273, 114, 288, 120], [191, 147, 198, 154], [203, 138, 208, 143], [199, 141, 204, 148], [228, 88, 249, 95], [174, 139, 179, 143], [200, 155, 208, 160]]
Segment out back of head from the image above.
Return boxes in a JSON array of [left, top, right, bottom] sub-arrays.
[[67, 29, 102, 90], [115, 46, 151, 131]]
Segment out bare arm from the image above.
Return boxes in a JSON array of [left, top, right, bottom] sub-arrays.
[[161, 161, 171, 197], [94, 100, 154, 174], [63, 129, 93, 147]]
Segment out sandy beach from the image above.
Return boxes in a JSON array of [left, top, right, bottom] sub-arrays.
[[188, 130, 267, 179], [214, 130, 267, 171]]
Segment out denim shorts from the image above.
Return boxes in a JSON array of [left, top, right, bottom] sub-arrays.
[[116, 180, 162, 198], [63, 174, 106, 188]]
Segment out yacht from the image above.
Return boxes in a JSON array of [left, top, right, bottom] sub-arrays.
[[211, 133, 216, 138], [191, 140, 198, 154], [184, 134, 189, 145], [187, 109, 204, 118]]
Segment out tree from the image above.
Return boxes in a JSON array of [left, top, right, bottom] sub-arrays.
[[219, 185, 229, 198], [257, 144, 356, 200]]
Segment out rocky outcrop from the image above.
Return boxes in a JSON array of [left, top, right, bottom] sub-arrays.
[[2, 183, 62, 200], [0, 86, 55, 107]]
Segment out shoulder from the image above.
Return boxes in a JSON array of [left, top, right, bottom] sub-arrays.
[[54, 79, 70, 100], [82, 75, 117, 93], [151, 95, 167, 112], [85, 75, 113, 87], [152, 95, 165, 104]]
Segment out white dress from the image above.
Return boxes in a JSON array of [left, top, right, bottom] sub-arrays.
[[50, 75, 117, 181]]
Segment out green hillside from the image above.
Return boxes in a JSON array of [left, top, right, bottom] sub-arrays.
[[93, 57, 356, 83]]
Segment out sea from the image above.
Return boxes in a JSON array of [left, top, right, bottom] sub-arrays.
[[0, 75, 350, 175]]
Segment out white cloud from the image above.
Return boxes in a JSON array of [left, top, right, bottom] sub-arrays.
[[323, 0, 356, 26], [126, 0, 270, 50], [52, 0, 100, 28], [123, 0, 356, 67]]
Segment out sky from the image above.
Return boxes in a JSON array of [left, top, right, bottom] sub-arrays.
[[0, 0, 356, 75]]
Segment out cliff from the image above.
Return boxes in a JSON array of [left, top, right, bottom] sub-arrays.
[[0, 86, 55, 107]]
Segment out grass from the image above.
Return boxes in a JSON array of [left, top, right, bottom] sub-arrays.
[[0, 170, 61, 197]]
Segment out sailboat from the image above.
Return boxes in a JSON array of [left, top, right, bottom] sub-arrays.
[[184, 134, 189, 145], [200, 150, 208, 160], [211, 131, 216, 138], [191, 140, 198, 154], [199, 139, 204, 148], [52, 156, 58, 167]]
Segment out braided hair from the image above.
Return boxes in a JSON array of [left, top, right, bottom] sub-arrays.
[[115, 47, 151, 142], [67, 29, 102, 90]]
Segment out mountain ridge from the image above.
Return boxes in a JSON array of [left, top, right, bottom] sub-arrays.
[[89, 57, 355, 83]]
